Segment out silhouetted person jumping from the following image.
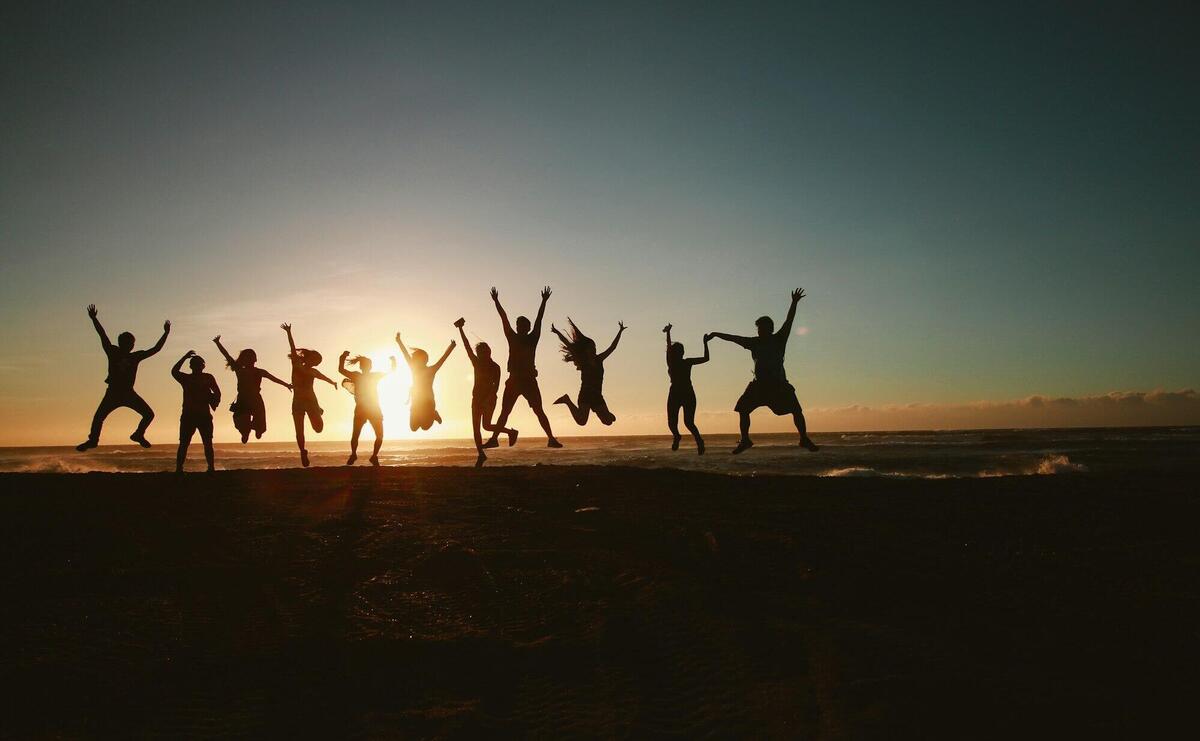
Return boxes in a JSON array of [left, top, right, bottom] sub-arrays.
[[707, 288, 819, 454], [396, 332, 455, 432], [213, 335, 292, 444], [77, 305, 170, 451], [171, 350, 220, 473], [551, 319, 625, 427], [282, 323, 337, 467], [340, 351, 395, 466], [485, 286, 562, 448], [455, 318, 518, 467], [663, 324, 710, 453]]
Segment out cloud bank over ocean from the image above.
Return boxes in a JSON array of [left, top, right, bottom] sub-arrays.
[[805, 389, 1200, 431]]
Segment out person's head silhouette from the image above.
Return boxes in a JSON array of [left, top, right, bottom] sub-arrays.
[[297, 348, 322, 367], [755, 316, 774, 337], [189, 355, 206, 372], [411, 348, 428, 365], [234, 348, 256, 368], [668, 341, 685, 362], [476, 342, 492, 360], [515, 316, 532, 335], [355, 356, 373, 372], [117, 332, 135, 351]]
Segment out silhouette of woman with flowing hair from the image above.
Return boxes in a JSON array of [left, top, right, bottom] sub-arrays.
[[707, 288, 820, 454], [212, 335, 292, 444], [551, 319, 626, 427], [486, 286, 562, 448], [455, 317, 518, 466], [663, 324, 709, 453], [281, 323, 338, 467], [77, 305, 170, 451], [339, 351, 395, 466], [171, 350, 220, 473], [395, 332, 455, 432]]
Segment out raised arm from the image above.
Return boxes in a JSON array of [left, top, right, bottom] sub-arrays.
[[281, 323, 297, 355], [455, 320, 476, 363], [433, 340, 456, 371], [389, 356, 398, 373], [532, 285, 551, 339], [707, 331, 753, 349], [212, 335, 238, 369], [143, 320, 171, 357], [779, 287, 805, 338], [598, 321, 626, 361], [338, 351, 352, 379], [663, 323, 673, 349], [260, 369, 292, 390], [87, 305, 112, 350], [394, 332, 412, 364], [690, 335, 711, 365], [549, 323, 569, 346], [171, 350, 192, 381], [490, 287, 514, 338]]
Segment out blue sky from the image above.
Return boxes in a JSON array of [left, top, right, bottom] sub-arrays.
[[2, 2, 1197, 444]]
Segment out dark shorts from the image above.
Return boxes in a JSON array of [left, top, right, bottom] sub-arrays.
[[231, 394, 267, 434], [180, 414, 213, 441], [354, 406, 383, 426], [472, 394, 497, 421], [292, 394, 322, 416], [504, 375, 542, 405], [667, 384, 697, 410], [735, 380, 801, 415]]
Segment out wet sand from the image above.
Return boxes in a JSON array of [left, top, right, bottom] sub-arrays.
[[2, 466, 1197, 738]]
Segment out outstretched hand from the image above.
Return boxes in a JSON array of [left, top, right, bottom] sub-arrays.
[[212, 335, 221, 344], [618, 321, 627, 332], [454, 317, 465, 328], [703, 333, 714, 342], [791, 287, 806, 303], [663, 324, 672, 333], [490, 286, 499, 301], [87, 304, 98, 318], [163, 320, 171, 332], [183, 349, 196, 358], [450, 340, 457, 348], [281, 322, 291, 332], [340, 350, 350, 359], [540, 285, 552, 301]]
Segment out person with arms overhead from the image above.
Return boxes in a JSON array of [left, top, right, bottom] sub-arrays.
[[456, 317, 518, 466], [395, 331, 456, 432], [707, 288, 819, 454], [281, 323, 338, 467], [171, 350, 220, 473], [212, 335, 292, 444], [485, 286, 562, 448], [663, 324, 709, 454], [77, 305, 170, 451], [551, 319, 625, 427], [339, 351, 395, 466]]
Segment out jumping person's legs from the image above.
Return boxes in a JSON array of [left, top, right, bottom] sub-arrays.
[[793, 408, 820, 451], [126, 392, 154, 445], [198, 417, 215, 471], [733, 411, 753, 453], [667, 387, 683, 449], [176, 418, 195, 472], [682, 392, 704, 453], [80, 391, 123, 448], [308, 410, 324, 433], [479, 396, 517, 446], [369, 417, 383, 464], [293, 411, 306, 452], [555, 392, 591, 426], [523, 381, 561, 446], [348, 412, 364, 464], [487, 382, 521, 447], [593, 395, 615, 426], [251, 396, 267, 440]]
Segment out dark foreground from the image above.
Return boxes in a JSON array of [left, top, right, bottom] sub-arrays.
[[2, 467, 1198, 739]]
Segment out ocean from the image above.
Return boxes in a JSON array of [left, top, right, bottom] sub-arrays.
[[3, 427, 1197, 477]]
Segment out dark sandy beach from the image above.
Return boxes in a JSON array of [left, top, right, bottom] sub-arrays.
[[2, 466, 1198, 738]]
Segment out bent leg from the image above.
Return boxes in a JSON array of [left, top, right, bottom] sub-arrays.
[[87, 393, 121, 442], [127, 392, 155, 437], [309, 410, 324, 433], [524, 383, 557, 439], [489, 384, 520, 444], [683, 397, 702, 442]]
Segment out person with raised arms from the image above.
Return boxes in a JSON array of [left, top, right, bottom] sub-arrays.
[[551, 319, 625, 427], [281, 323, 338, 467], [706, 288, 819, 455], [170, 350, 220, 473], [484, 286, 562, 449], [339, 350, 395, 466], [395, 331, 455, 432], [455, 317, 518, 467], [663, 324, 709, 454], [77, 304, 170, 451], [212, 335, 293, 444]]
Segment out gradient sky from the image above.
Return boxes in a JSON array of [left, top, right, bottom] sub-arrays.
[[2, 2, 1198, 445]]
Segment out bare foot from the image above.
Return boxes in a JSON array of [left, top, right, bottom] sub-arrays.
[[300, 449, 310, 467], [76, 439, 97, 452], [475, 451, 486, 468], [369, 454, 379, 467], [696, 437, 705, 455], [482, 437, 500, 449], [801, 437, 820, 452], [732, 439, 753, 455], [553, 394, 570, 405], [507, 429, 519, 447], [547, 438, 563, 448], [346, 453, 357, 466], [671, 434, 681, 451], [130, 433, 151, 449]]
